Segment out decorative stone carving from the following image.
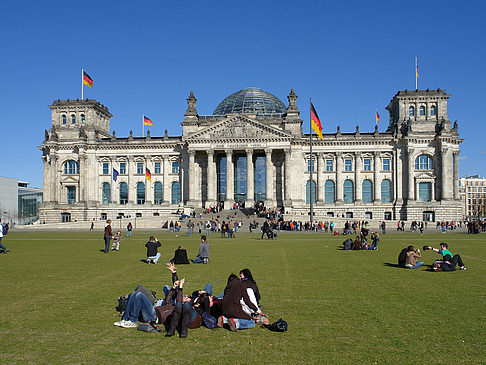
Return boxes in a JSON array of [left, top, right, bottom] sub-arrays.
[[44, 129, 49, 142], [185, 91, 198, 116], [202, 118, 288, 139], [336, 126, 341, 136], [129, 130, 133, 140], [164, 129, 169, 139], [79, 126, 87, 140], [287, 88, 299, 112]]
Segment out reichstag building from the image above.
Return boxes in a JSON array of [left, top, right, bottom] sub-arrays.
[[39, 87, 462, 223]]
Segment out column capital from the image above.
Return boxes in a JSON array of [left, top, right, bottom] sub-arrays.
[[245, 148, 253, 155], [373, 150, 380, 156], [336, 152, 343, 158], [225, 149, 233, 156], [188, 150, 196, 157], [264, 148, 273, 156], [207, 149, 214, 157]]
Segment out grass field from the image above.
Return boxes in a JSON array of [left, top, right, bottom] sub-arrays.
[[1, 228, 485, 364]]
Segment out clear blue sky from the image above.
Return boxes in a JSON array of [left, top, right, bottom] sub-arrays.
[[2, 0, 486, 188]]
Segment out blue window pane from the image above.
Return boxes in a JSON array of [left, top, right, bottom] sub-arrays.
[[326, 160, 333, 172], [234, 155, 247, 202], [254, 156, 266, 201], [154, 162, 161, 174], [217, 156, 227, 201], [154, 182, 163, 204], [67, 186, 76, 204], [171, 162, 179, 174], [102, 182, 111, 205], [171, 182, 181, 204], [137, 182, 145, 204], [103, 163, 109, 175], [345, 159, 352, 171], [137, 162, 144, 174], [120, 162, 126, 174], [325, 180, 335, 203], [409, 106, 415, 116], [363, 159, 371, 171], [71, 114, 76, 124], [343, 180, 354, 203], [362, 179, 372, 203], [306, 180, 317, 204], [383, 158, 390, 171], [119, 182, 128, 204], [419, 182, 432, 202], [381, 179, 392, 203]]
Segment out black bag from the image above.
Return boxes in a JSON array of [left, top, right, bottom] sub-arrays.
[[115, 294, 130, 313], [343, 238, 352, 250], [264, 318, 288, 332], [398, 248, 408, 267]]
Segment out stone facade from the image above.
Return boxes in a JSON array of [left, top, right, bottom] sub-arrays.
[[39, 88, 463, 223]]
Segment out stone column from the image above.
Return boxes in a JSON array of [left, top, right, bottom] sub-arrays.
[[284, 148, 292, 204], [336, 153, 343, 203], [441, 147, 452, 201], [453, 151, 459, 200], [317, 154, 324, 203], [224, 150, 234, 207], [162, 157, 170, 204], [206, 150, 216, 205], [188, 150, 196, 204], [246, 149, 254, 206], [264, 149, 273, 207], [355, 153, 362, 203], [407, 148, 415, 201], [373, 152, 380, 202], [42, 156, 50, 202], [52, 155, 60, 203]]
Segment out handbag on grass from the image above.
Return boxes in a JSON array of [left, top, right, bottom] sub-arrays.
[[253, 312, 269, 325]]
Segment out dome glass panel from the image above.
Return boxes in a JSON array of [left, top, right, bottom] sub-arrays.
[[213, 88, 286, 116]]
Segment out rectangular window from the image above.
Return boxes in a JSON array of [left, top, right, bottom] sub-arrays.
[[344, 159, 352, 171], [154, 162, 161, 174], [418, 182, 432, 202], [172, 161, 179, 174], [120, 162, 126, 174], [472, 187, 477, 192], [102, 162, 109, 175], [326, 160, 333, 172], [137, 162, 144, 174], [307, 159, 315, 172], [67, 186, 76, 204], [383, 158, 390, 171], [363, 159, 371, 171]]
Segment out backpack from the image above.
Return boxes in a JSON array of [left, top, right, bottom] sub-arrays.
[[264, 318, 288, 332], [343, 239, 352, 250], [201, 312, 218, 329], [398, 248, 408, 267]]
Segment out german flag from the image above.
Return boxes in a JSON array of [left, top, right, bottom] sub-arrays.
[[145, 168, 152, 182], [83, 71, 93, 87], [143, 116, 153, 126], [310, 102, 323, 140], [375, 110, 380, 124]]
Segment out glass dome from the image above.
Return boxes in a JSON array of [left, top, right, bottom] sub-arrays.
[[213, 88, 287, 116]]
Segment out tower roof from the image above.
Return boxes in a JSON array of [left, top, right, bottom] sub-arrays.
[[213, 88, 286, 116]]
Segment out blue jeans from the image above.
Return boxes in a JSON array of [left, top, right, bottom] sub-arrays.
[[188, 228, 192, 236], [203, 283, 213, 295], [123, 291, 156, 323], [233, 318, 255, 330], [127, 231, 132, 237], [407, 261, 424, 269], [206, 228, 211, 237], [175, 301, 198, 323], [0, 237, 6, 252], [194, 256, 206, 264], [147, 253, 161, 263]]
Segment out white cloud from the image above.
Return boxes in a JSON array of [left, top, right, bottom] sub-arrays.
[[458, 156, 467, 161]]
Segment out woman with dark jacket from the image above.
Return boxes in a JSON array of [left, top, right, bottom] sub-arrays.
[[219, 274, 261, 331], [239, 268, 261, 310]]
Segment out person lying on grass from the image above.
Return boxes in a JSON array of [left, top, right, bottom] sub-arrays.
[[424, 242, 467, 272]]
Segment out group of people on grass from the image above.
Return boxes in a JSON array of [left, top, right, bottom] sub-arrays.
[[114, 263, 262, 337], [400, 242, 467, 271]]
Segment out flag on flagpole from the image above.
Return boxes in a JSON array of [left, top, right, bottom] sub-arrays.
[[143, 116, 153, 126], [375, 110, 380, 124], [145, 168, 152, 182], [416, 62, 419, 79], [83, 71, 93, 87], [113, 168, 119, 182], [310, 102, 323, 140]]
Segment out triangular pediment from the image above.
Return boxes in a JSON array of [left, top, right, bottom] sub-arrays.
[[61, 176, 79, 184], [415, 172, 435, 180], [185, 115, 292, 142]]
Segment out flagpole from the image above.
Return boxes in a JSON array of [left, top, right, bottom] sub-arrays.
[[111, 169, 114, 221], [81, 68, 84, 100], [142, 114, 144, 137], [309, 98, 314, 229], [415, 57, 418, 90]]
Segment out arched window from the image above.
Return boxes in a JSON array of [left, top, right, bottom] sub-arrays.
[[419, 106, 425, 116], [119, 182, 128, 204], [62, 114, 67, 124], [362, 179, 373, 203], [306, 180, 317, 204], [409, 105, 415, 116], [136, 182, 145, 204], [154, 182, 163, 204], [71, 114, 76, 124], [63, 160, 79, 174], [343, 179, 354, 203], [419, 182, 432, 202], [381, 179, 392, 203], [101, 182, 111, 205], [415, 155, 433, 170], [171, 182, 181, 204], [81, 114, 85, 123], [430, 105, 436, 116], [324, 180, 335, 204]]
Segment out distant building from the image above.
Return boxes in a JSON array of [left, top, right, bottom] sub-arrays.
[[460, 175, 486, 219], [0, 177, 43, 225], [39, 88, 463, 223]]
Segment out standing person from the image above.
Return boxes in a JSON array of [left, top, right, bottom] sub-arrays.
[[126, 222, 133, 237], [111, 231, 122, 251], [187, 220, 193, 236], [0, 219, 7, 254], [194, 235, 210, 264], [104, 220, 113, 254], [145, 236, 161, 264], [90, 219, 94, 231]]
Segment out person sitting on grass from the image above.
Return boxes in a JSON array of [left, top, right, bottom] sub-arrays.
[[193, 236, 210, 264], [171, 245, 190, 264], [404, 245, 424, 269], [368, 232, 379, 250], [218, 274, 261, 331], [145, 236, 161, 264], [111, 231, 121, 251], [239, 269, 261, 315], [424, 242, 467, 271]]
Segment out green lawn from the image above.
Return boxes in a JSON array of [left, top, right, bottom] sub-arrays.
[[0, 229, 485, 364]]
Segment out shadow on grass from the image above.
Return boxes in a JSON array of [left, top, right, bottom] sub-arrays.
[[383, 262, 405, 269]]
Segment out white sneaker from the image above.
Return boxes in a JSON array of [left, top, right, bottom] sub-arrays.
[[121, 320, 137, 328], [114, 320, 126, 327]]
